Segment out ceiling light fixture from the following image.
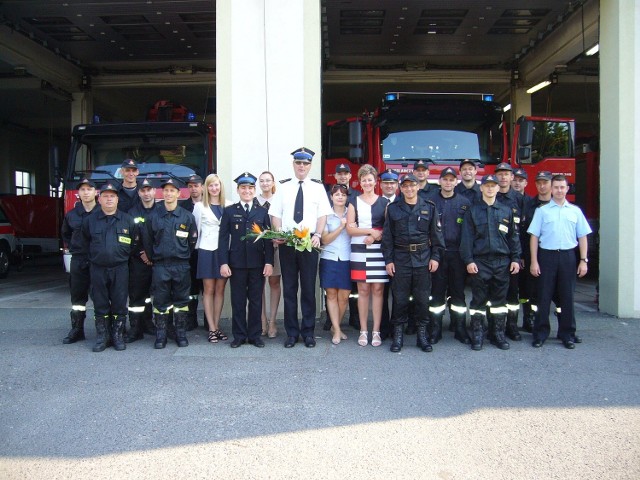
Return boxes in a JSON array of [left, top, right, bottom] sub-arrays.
[[526, 80, 551, 94], [586, 43, 599, 56], [503, 104, 511, 112]]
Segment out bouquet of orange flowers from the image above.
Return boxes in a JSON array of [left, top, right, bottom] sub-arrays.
[[243, 223, 319, 252]]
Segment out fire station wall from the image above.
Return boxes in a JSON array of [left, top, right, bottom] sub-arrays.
[[0, 127, 54, 196]]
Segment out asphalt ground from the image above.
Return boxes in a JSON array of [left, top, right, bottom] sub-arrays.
[[0, 257, 638, 479]]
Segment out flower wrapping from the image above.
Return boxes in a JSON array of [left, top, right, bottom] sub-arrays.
[[242, 223, 319, 252]]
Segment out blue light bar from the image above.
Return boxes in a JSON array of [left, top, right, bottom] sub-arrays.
[[187, 112, 196, 121], [482, 94, 494, 102], [385, 93, 398, 102]]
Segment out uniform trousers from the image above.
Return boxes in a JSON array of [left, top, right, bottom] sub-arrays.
[[189, 249, 203, 296], [69, 255, 91, 307], [90, 263, 129, 316], [279, 245, 318, 338], [128, 259, 152, 309], [229, 267, 265, 341], [151, 262, 191, 312], [468, 256, 510, 311], [431, 250, 466, 309], [390, 267, 431, 326], [534, 248, 577, 342]]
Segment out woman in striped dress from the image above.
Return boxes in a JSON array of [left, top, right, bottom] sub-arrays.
[[346, 164, 389, 347]]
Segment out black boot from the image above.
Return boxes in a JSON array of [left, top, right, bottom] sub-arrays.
[[174, 310, 189, 347], [63, 310, 86, 344], [186, 298, 198, 331], [93, 315, 111, 352], [390, 324, 404, 352], [111, 315, 126, 351], [470, 313, 484, 351], [125, 311, 144, 343], [448, 309, 456, 332], [154, 313, 168, 349], [428, 311, 443, 344], [521, 304, 534, 332], [416, 322, 433, 352], [142, 303, 156, 335], [166, 310, 176, 341], [505, 309, 522, 341], [490, 314, 510, 350], [452, 311, 471, 344], [485, 310, 495, 341]]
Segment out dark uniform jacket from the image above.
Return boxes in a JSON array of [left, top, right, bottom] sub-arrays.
[[381, 197, 445, 268], [520, 195, 548, 259], [178, 198, 198, 213], [61, 203, 99, 256], [80, 209, 137, 267], [454, 182, 481, 203], [129, 202, 158, 265], [218, 201, 274, 269], [430, 192, 471, 251], [117, 185, 141, 213], [460, 200, 521, 265], [417, 183, 436, 201], [496, 188, 524, 224], [142, 203, 197, 263]]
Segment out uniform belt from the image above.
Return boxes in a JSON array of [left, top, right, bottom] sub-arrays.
[[395, 243, 427, 252]]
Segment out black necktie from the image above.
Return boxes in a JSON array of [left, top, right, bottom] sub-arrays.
[[244, 203, 250, 215], [294, 181, 304, 223]]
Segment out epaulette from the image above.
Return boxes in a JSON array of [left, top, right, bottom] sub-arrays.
[[311, 179, 323, 184], [280, 178, 291, 184]]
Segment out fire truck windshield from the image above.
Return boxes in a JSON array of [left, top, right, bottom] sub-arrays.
[[381, 130, 481, 164], [69, 132, 207, 182]]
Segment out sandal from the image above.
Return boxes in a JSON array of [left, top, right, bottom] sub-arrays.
[[371, 331, 382, 347], [358, 331, 368, 347], [267, 320, 278, 338], [213, 330, 228, 341], [208, 331, 218, 343]]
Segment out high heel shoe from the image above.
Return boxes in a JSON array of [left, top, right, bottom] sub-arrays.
[[331, 329, 347, 345], [358, 331, 368, 347], [267, 320, 278, 338], [371, 331, 382, 347]]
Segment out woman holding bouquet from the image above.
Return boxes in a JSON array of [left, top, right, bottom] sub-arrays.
[[346, 164, 389, 347]]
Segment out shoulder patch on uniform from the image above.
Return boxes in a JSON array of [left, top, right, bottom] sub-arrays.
[[311, 178, 323, 184], [280, 178, 291, 184], [461, 205, 468, 210]]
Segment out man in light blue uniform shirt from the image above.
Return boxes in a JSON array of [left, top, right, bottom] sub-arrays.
[[527, 174, 592, 349]]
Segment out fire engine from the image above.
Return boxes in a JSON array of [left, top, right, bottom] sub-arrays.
[[51, 100, 216, 215], [323, 92, 576, 199]]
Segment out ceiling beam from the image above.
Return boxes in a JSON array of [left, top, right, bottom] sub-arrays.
[[323, 69, 510, 85]]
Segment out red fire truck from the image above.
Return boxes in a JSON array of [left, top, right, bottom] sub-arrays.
[[51, 100, 216, 215], [323, 92, 576, 199]]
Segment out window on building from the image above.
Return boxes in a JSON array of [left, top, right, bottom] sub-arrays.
[[15, 170, 33, 195], [50, 184, 63, 198]]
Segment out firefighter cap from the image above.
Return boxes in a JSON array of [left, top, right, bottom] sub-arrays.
[[76, 177, 96, 189], [536, 171, 553, 181], [400, 173, 419, 184], [100, 182, 119, 193], [513, 168, 528, 179], [380, 169, 399, 182], [234, 172, 257, 186], [459, 159, 476, 169], [186, 174, 203, 185], [139, 177, 154, 189], [160, 177, 181, 189], [495, 162, 513, 172], [440, 167, 458, 179], [335, 163, 351, 173], [413, 159, 429, 170], [481, 174, 499, 185], [121, 158, 139, 169], [291, 147, 315, 162]]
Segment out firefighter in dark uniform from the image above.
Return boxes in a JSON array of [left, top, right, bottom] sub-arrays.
[[61, 177, 100, 344], [80, 182, 137, 352], [454, 159, 481, 203], [460, 174, 521, 351], [381, 174, 444, 353], [117, 158, 141, 212], [494, 162, 525, 342], [413, 159, 436, 201], [142, 178, 198, 349], [125, 177, 157, 342], [219, 173, 274, 348], [428, 167, 471, 345], [178, 174, 205, 331]]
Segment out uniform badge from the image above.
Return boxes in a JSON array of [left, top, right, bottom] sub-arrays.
[[118, 235, 131, 244], [180, 224, 187, 229], [176, 230, 188, 238], [498, 224, 509, 233]]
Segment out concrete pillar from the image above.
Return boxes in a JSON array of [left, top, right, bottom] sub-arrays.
[[509, 86, 532, 136], [599, 0, 640, 317], [216, 0, 321, 200], [71, 92, 93, 129]]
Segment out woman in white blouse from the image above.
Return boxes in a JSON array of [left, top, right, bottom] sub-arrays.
[[192, 174, 231, 343]]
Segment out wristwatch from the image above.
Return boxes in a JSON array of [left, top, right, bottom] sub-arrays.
[[580, 258, 589, 263]]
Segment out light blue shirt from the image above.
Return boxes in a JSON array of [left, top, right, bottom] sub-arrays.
[[527, 199, 592, 250], [320, 208, 350, 261]]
